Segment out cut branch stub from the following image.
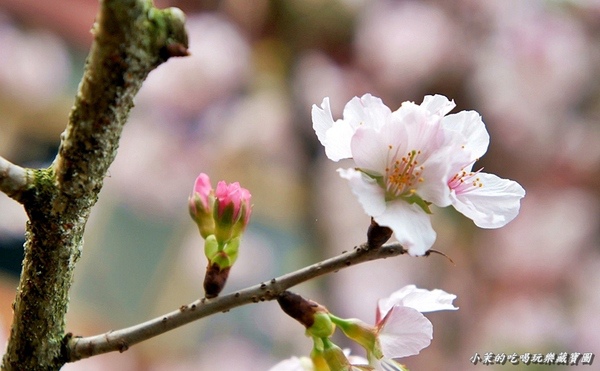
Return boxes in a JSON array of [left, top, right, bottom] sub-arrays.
[[367, 217, 393, 249]]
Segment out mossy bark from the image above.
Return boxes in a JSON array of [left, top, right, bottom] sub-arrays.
[[1, 1, 187, 370]]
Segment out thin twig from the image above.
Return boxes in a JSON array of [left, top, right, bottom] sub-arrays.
[[0, 156, 31, 203], [67, 242, 409, 361]]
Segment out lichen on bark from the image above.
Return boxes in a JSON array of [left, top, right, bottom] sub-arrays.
[[1, 1, 188, 370]]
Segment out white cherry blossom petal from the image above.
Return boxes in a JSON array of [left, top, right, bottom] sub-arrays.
[[378, 305, 433, 359], [338, 168, 387, 216], [449, 172, 526, 228], [377, 285, 458, 320], [373, 201, 436, 256], [324, 120, 356, 161], [312, 97, 355, 161], [343, 94, 392, 131], [351, 124, 407, 174], [413, 148, 455, 207], [420, 94, 456, 116], [312, 97, 334, 146], [443, 110, 489, 161], [391, 102, 445, 154]]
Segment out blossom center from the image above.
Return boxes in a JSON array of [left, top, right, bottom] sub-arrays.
[[448, 168, 483, 194], [384, 146, 424, 199]]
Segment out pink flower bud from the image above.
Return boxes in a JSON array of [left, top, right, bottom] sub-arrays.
[[215, 181, 243, 221], [214, 180, 252, 243], [192, 173, 213, 211], [233, 187, 252, 237], [189, 173, 215, 239]]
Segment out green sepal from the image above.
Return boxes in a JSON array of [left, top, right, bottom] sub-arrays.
[[306, 312, 336, 339], [402, 193, 432, 214], [310, 340, 330, 371], [223, 237, 240, 266], [189, 195, 215, 239], [211, 251, 233, 269], [329, 314, 383, 360], [356, 168, 385, 188], [322, 338, 351, 371], [203, 234, 219, 261], [214, 202, 237, 244]]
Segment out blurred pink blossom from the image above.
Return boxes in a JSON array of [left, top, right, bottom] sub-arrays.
[[137, 13, 250, 113], [481, 187, 598, 283], [470, 3, 591, 151], [0, 16, 71, 106], [355, 1, 460, 94], [293, 51, 371, 120]]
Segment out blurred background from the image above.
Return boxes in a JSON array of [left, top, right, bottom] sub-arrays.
[[1, 0, 599, 369]]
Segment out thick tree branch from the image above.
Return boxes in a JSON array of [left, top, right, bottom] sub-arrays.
[[66, 242, 410, 361], [0, 156, 32, 203], [1, 1, 188, 370]]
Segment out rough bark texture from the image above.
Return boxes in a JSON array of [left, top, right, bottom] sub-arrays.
[[1, 1, 188, 370]]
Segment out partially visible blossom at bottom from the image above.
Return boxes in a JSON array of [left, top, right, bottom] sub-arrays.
[[333, 285, 457, 369], [377, 286, 458, 357], [269, 350, 373, 371], [271, 286, 456, 371], [268, 356, 313, 371]]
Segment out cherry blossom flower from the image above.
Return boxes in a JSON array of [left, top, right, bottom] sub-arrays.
[[370, 286, 457, 370], [313, 94, 467, 254], [372, 306, 429, 370], [332, 285, 457, 370], [312, 94, 525, 255], [435, 97, 526, 228]]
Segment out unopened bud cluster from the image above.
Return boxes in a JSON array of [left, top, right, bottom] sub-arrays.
[[189, 173, 252, 298]]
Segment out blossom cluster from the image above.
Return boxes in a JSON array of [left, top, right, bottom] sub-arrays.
[[313, 94, 525, 255]]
